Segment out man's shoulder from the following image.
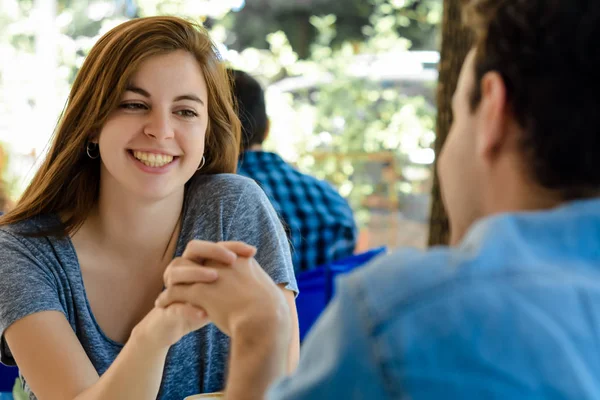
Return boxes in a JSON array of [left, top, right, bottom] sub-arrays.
[[239, 154, 301, 181], [340, 234, 548, 333], [343, 246, 464, 323], [280, 165, 351, 212], [238, 155, 349, 210], [239, 152, 337, 191], [338, 239, 600, 398], [340, 208, 600, 341]]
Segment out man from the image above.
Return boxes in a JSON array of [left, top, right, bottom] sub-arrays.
[[158, 0, 600, 398], [230, 69, 358, 272]]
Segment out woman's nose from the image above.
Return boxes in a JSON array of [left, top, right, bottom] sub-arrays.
[[143, 111, 174, 140]]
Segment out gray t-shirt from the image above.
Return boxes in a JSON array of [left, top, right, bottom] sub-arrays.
[[0, 173, 298, 399]]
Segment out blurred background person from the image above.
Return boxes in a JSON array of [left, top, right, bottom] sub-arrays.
[[231, 68, 358, 272]]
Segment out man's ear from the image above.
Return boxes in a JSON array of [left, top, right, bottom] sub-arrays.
[[476, 71, 508, 160]]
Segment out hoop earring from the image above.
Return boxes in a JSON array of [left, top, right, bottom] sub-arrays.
[[196, 156, 206, 171], [86, 142, 100, 159]]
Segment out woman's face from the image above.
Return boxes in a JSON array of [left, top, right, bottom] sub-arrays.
[[96, 50, 209, 202]]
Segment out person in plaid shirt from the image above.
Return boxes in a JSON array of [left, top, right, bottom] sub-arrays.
[[231, 69, 358, 273]]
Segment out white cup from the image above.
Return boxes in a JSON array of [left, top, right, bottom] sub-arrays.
[[184, 392, 224, 399]]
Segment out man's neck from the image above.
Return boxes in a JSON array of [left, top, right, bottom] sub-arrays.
[[451, 161, 566, 246], [484, 162, 565, 218], [247, 144, 263, 151]]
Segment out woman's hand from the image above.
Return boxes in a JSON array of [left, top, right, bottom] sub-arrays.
[[157, 240, 292, 400], [133, 304, 209, 350], [133, 244, 248, 350], [163, 241, 255, 286], [157, 240, 289, 338]]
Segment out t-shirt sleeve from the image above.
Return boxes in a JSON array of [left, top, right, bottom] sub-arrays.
[[0, 230, 66, 365], [225, 180, 298, 295]]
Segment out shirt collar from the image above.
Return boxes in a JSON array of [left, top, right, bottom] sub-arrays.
[[460, 197, 600, 260], [238, 151, 286, 168]]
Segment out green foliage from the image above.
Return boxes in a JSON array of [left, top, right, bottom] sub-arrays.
[[228, 1, 438, 224], [223, 0, 441, 56], [0, 141, 21, 205], [0, 0, 439, 223], [12, 377, 28, 400]]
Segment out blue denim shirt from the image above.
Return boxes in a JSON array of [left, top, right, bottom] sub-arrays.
[[269, 199, 600, 399]]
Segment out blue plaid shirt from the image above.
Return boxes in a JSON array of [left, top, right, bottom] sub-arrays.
[[237, 151, 357, 272]]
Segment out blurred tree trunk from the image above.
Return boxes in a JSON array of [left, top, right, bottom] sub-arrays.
[[428, 0, 473, 246]]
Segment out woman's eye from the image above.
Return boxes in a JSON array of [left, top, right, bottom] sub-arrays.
[[119, 102, 147, 110], [176, 109, 198, 118]]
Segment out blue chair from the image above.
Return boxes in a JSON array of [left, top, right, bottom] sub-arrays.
[[295, 247, 387, 341], [0, 363, 18, 394]]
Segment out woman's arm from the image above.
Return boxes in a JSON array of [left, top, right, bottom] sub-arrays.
[[157, 243, 291, 400], [5, 300, 209, 400], [5, 312, 100, 400], [164, 242, 300, 374], [6, 310, 169, 400], [279, 285, 300, 373]]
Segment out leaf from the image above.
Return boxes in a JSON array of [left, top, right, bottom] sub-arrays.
[[12, 377, 28, 400]]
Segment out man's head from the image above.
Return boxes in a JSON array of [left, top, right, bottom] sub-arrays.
[[229, 69, 269, 152], [438, 0, 600, 244]]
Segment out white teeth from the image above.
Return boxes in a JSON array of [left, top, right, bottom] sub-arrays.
[[132, 151, 174, 167]]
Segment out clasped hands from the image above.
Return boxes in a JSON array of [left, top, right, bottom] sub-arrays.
[[155, 240, 290, 338]]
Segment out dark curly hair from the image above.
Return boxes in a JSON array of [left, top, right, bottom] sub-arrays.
[[463, 0, 600, 199]]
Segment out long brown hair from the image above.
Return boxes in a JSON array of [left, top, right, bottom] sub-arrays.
[[0, 16, 240, 236]]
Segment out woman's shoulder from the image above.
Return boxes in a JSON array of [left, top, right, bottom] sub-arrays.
[[190, 173, 258, 191], [1, 214, 58, 233], [186, 173, 263, 203], [0, 214, 62, 252], [0, 216, 67, 287], [181, 174, 274, 237]]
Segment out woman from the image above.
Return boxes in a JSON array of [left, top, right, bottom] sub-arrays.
[[0, 16, 299, 400]]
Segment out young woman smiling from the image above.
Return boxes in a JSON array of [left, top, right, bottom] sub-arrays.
[[0, 16, 298, 400]]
